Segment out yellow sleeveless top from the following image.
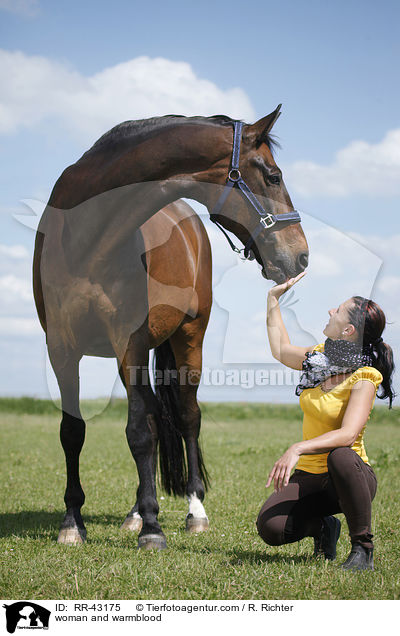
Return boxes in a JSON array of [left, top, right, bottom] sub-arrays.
[[296, 343, 382, 474]]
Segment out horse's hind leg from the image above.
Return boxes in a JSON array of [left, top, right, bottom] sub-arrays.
[[118, 331, 167, 550], [169, 321, 210, 533], [50, 351, 86, 545], [118, 366, 144, 533]]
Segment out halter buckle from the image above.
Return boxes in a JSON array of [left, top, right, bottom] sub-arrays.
[[260, 214, 275, 229]]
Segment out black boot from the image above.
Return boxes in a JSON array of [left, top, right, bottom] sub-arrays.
[[341, 543, 374, 571], [313, 516, 341, 560]]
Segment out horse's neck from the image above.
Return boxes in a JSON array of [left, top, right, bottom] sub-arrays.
[[58, 126, 228, 271]]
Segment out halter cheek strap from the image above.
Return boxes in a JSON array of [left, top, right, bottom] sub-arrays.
[[210, 120, 301, 259]]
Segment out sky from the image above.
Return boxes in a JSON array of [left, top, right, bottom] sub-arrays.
[[1, 0, 399, 407]]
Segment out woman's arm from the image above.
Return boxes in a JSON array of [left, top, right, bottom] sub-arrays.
[[266, 380, 376, 491], [267, 273, 313, 369]]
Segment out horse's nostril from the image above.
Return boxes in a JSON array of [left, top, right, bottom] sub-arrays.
[[297, 252, 309, 271]]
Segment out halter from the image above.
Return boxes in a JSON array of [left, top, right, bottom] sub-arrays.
[[210, 121, 301, 259]]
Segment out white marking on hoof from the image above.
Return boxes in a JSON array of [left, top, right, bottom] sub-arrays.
[[138, 534, 167, 551], [187, 493, 207, 518], [57, 527, 85, 545], [121, 512, 143, 533]]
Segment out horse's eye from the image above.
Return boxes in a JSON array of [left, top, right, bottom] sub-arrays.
[[269, 174, 281, 185]]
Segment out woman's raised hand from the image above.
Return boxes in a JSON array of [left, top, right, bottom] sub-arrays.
[[268, 272, 306, 300]]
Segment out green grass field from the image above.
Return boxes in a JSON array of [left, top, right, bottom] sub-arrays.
[[1, 398, 399, 600]]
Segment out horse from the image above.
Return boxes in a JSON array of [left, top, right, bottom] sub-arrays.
[[33, 106, 309, 550]]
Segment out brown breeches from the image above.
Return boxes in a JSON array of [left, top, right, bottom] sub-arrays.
[[257, 447, 377, 550]]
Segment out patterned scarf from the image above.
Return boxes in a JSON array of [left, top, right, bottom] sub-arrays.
[[295, 338, 373, 396]]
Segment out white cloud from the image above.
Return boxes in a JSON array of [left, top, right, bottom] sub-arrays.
[[347, 231, 400, 262], [0, 243, 30, 259], [0, 242, 35, 318], [0, 316, 40, 335], [0, 50, 255, 143], [375, 275, 400, 297], [307, 251, 341, 277], [305, 225, 382, 280], [0, 0, 39, 17], [0, 274, 32, 302], [0, 241, 32, 282], [344, 231, 400, 325], [285, 129, 400, 197]]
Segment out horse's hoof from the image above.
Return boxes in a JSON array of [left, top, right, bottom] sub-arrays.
[[185, 514, 209, 533], [138, 533, 167, 551], [57, 526, 86, 545], [121, 513, 143, 533]]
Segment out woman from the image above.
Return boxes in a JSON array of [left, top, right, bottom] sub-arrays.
[[257, 273, 395, 571]]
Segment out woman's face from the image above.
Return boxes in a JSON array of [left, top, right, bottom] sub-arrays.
[[323, 298, 356, 340]]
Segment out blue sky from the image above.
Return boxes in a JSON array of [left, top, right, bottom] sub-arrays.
[[1, 0, 399, 405]]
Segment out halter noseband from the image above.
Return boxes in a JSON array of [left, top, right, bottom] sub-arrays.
[[210, 120, 301, 259]]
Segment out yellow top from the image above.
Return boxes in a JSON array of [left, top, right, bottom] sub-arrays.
[[296, 343, 382, 474]]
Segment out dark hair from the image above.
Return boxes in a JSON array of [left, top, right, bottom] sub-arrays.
[[348, 296, 395, 408]]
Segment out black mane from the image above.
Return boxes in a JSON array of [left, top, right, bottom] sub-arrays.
[[86, 114, 279, 155]]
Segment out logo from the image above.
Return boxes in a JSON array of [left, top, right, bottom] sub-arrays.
[[3, 603, 51, 634]]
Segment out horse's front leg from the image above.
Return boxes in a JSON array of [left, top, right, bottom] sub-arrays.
[[120, 452, 158, 533], [49, 349, 87, 545], [121, 500, 143, 533]]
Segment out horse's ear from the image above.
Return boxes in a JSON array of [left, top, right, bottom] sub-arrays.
[[246, 104, 282, 146]]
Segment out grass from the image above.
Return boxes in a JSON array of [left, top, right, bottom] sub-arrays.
[[0, 398, 400, 600]]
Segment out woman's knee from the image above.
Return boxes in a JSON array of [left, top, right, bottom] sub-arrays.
[[256, 510, 286, 546], [327, 446, 356, 473], [328, 447, 377, 501]]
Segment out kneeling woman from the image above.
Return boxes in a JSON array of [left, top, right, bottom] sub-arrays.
[[257, 273, 395, 571]]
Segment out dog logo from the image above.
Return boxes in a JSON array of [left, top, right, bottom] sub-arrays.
[[3, 602, 50, 634]]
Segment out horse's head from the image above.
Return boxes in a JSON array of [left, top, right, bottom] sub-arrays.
[[202, 106, 309, 284]]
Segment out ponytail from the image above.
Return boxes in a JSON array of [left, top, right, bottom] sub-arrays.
[[370, 338, 395, 408], [349, 296, 395, 408]]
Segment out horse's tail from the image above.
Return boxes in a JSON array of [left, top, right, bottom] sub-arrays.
[[153, 339, 209, 497]]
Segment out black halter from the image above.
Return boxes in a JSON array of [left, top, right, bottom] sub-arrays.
[[210, 120, 301, 259]]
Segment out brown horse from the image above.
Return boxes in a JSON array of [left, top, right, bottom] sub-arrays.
[[33, 107, 309, 549]]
